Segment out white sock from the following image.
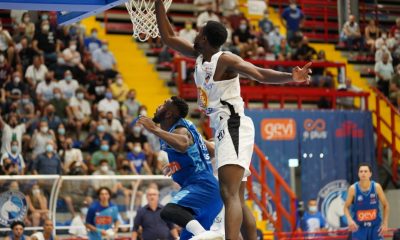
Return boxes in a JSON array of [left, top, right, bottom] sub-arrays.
[[186, 220, 206, 235]]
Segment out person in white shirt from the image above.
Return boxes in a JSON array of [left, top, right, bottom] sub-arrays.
[[58, 70, 79, 99], [0, 140, 25, 174], [68, 88, 91, 140], [375, 52, 394, 97], [36, 72, 58, 102], [102, 111, 125, 151], [0, 115, 26, 155], [59, 137, 85, 174], [197, 6, 220, 28], [97, 90, 120, 118], [179, 21, 197, 43], [341, 15, 364, 51], [25, 55, 48, 87], [61, 39, 84, 69]]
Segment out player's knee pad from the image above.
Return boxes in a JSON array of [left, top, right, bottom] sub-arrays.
[[161, 203, 194, 227]]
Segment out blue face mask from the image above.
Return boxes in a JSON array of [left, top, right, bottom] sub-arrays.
[[100, 145, 109, 151], [97, 125, 105, 132], [11, 145, 18, 153], [46, 144, 53, 152], [58, 128, 65, 135], [105, 92, 113, 99]]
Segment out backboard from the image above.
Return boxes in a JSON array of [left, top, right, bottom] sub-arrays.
[[0, 0, 129, 25]]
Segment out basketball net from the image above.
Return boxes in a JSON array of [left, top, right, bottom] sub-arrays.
[[125, 0, 172, 42]]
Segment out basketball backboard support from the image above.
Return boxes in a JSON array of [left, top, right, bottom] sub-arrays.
[[0, 0, 128, 25]]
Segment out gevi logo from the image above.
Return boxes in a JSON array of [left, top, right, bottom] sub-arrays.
[[261, 118, 296, 140]]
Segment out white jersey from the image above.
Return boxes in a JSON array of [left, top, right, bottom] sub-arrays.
[[194, 51, 245, 129]]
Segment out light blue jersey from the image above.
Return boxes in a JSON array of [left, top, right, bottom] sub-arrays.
[[160, 118, 214, 187], [160, 118, 223, 240], [86, 201, 119, 240]]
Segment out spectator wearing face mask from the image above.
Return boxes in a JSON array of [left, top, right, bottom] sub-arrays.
[[280, 0, 304, 43], [30, 120, 56, 157], [58, 70, 79, 100], [179, 21, 197, 44], [196, 4, 220, 28], [48, 88, 69, 121], [127, 142, 152, 175], [26, 184, 49, 227], [87, 75, 107, 102], [110, 74, 129, 103], [32, 140, 62, 174], [42, 104, 63, 131], [98, 90, 120, 118], [25, 55, 48, 87], [91, 140, 116, 170], [84, 28, 102, 54], [59, 137, 85, 174], [1, 140, 25, 174], [68, 88, 91, 139], [92, 40, 118, 80], [33, 20, 59, 64], [102, 111, 125, 152], [36, 72, 58, 102], [5, 72, 27, 101], [122, 89, 141, 123], [126, 125, 149, 150], [232, 19, 256, 58], [0, 114, 27, 154], [375, 52, 394, 97], [84, 123, 116, 153], [341, 15, 364, 51], [300, 199, 326, 233]]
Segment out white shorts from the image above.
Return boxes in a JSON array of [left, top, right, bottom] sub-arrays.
[[214, 116, 255, 179]]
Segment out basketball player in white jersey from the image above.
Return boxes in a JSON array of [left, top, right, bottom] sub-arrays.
[[154, 1, 312, 239]]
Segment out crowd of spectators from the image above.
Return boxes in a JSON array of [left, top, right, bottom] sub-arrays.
[[0, 9, 169, 231], [340, 14, 400, 109]]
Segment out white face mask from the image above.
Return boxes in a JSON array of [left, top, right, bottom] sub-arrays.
[[133, 146, 142, 153], [32, 189, 40, 195], [14, 77, 21, 83], [80, 207, 88, 215], [116, 78, 123, 85], [139, 110, 147, 116], [309, 206, 318, 213], [41, 126, 49, 133], [70, 45, 77, 51], [100, 165, 109, 172]]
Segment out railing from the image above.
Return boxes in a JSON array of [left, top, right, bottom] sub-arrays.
[[247, 145, 298, 232], [371, 87, 400, 182], [174, 57, 371, 110], [0, 175, 172, 236]]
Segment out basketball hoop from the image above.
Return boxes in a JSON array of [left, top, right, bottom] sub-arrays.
[[125, 0, 172, 42]]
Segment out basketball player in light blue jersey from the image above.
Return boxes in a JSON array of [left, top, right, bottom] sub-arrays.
[[344, 163, 389, 240], [85, 187, 120, 240], [137, 96, 224, 240]]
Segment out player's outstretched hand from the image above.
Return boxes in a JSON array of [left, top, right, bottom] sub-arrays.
[[347, 220, 358, 232], [137, 116, 158, 133], [378, 223, 387, 236], [292, 62, 312, 84]]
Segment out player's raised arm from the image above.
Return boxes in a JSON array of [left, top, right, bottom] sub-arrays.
[[222, 53, 312, 84], [155, 0, 198, 58]]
